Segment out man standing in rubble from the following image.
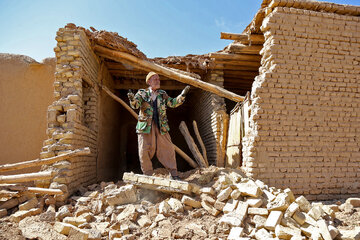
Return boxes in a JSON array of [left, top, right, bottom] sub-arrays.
[[127, 72, 190, 180]]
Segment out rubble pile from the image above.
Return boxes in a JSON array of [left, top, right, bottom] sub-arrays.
[[0, 167, 360, 239]]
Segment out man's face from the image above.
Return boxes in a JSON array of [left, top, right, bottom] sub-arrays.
[[148, 74, 160, 90]]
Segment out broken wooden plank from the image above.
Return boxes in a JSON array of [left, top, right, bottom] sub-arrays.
[[179, 121, 208, 168], [0, 147, 90, 173], [192, 120, 208, 166], [0, 171, 55, 184], [0, 185, 63, 195], [94, 44, 244, 102], [101, 85, 198, 169], [221, 32, 248, 41]]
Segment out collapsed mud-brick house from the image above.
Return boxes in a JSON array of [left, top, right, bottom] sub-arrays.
[[34, 0, 359, 201]]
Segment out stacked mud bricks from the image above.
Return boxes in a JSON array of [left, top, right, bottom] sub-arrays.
[[37, 26, 106, 196], [243, 0, 360, 200], [193, 70, 229, 167]]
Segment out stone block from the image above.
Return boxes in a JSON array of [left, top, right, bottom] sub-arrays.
[[228, 227, 244, 240], [292, 211, 306, 225], [338, 227, 360, 240], [248, 207, 269, 216], [223, 199, 239, 214], [200, 187, 215, 195], [153, 177, 170, 187], [56, 205, 72, 221], [284, 188, 295, 203], [63, 216, 87, 227], [137, 215, 151, 227], [167, 198, 184, 213], [169, 180, 191, 192], [54, 222, 74, 235], [10, 208, 41, 223], [235, 202, 249, 221], [285, 202, 299, 217], [201, 201, 220, 216], [217, 187, 233, 202], [181, 195, 201, 208], [122, 172, 138, 182], [18, 198, 38, 211], [236, 181, 262, 197], [263, 189, 276, 202], [295, 196, 311, 213], [230, 189, 241, 199], [328, 225, 339, 239], [246, 198, 263, 208], [267, 193, 290, 211], [201, 194, 216, 205], [214, 200, 226, 211], [109, 230, 122, 240], [105, 185, 137, 206], [254, 228, 273, 240], [116, 205, 138, 222], [308, 205, 324, 221], [68, 227, 89, 240], [137, 175, 154, 184], [265, 211, 283, 231], [252, 215, 267, 229], [317, 219, 332, 240], [158, 201, 171, 216], [219, 212, 244, 227], [275, 225, 301, 240]]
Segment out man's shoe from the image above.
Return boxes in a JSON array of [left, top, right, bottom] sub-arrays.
[[171, 175, 181, 181]]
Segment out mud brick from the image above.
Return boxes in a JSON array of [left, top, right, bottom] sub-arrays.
[[223, 199, 239, 214], [181, 195, 201, 208], [248, 207, 269, 215], [265, 210, 283, 231]]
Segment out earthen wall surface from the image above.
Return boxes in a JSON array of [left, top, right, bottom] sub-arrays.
[[243, 6, 360, 200], [0, 54, 55, 174]]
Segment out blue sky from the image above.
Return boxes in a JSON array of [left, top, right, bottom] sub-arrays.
[[0, 0, 359, 62]]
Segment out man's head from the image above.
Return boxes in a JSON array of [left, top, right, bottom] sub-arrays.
[[146, 72, 160, 90]]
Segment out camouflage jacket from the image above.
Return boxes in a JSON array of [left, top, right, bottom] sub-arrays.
[[129, 88, 185, 135]]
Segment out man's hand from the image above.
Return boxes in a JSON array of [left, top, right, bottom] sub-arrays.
[[181, 85, 190, 97], [127, 89, 135, 101]]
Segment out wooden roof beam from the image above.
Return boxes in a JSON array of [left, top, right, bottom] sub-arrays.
[[94, 44, 244, 102]]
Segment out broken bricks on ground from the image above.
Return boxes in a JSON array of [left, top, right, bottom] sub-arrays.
[[1, 167, 360, 239]]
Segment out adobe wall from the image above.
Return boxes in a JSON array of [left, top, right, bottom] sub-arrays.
[[243, 6, 360, 200], [0, 54, 55, 174], [37, 27, 121, 196], [192, 70, 228, 167]]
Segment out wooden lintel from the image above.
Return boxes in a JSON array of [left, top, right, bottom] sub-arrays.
[[0, 148, 91, 173], [94, 45, 244, 102], [0, 171, 55, 184], [209, 53, 261, 62], [114, 80, 185, 90]]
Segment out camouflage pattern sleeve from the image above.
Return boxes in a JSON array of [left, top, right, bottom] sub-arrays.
[[129, 90, 144, 109], [163, 91, 185, 108]]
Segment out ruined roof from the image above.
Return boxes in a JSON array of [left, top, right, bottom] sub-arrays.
[[245, 0, 360, 34], [64, 23, 147, 60]]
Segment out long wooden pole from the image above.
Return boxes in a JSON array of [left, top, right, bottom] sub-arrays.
[[179, 121, 208, 168], [101, 85, 198, 168], [192, 120, 208, 166], [94, 45, 244, 102], [0, 171, 55, 184], [0, 184, 63, 195], [0, 148, 91, 173]]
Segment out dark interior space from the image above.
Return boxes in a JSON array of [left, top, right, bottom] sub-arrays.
[[114, 88, 199, 178]]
